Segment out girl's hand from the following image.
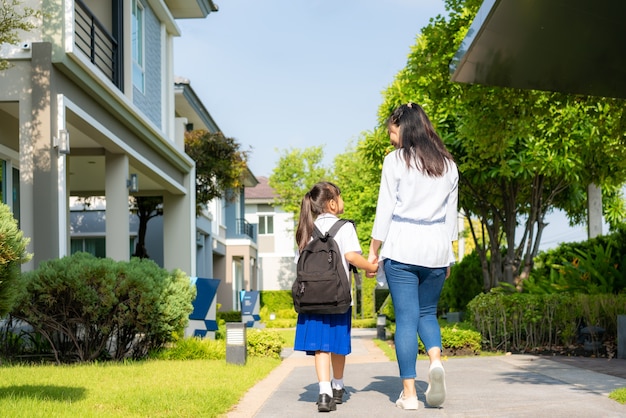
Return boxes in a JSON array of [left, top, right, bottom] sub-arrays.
[[365, 262, 378, 277]]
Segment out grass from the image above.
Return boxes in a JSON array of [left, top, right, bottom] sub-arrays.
[[0, 357, 280, 418], [609, 387, 626, 404], [272, 328, 296, 348]]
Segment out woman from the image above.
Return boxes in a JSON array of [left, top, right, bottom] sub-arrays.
[[368, 103, 458, 410]]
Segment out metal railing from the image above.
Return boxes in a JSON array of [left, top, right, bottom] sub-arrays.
[[236, 218, 255, 240], [74, 0, 122, 89]]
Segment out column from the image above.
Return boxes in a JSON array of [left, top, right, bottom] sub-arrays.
[[163, 167, 195, 276], [105, 152, 130, 261]]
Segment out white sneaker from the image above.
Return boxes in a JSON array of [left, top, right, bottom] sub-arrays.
[[425, 363, 446, 407], [395, 390, 418, 410]]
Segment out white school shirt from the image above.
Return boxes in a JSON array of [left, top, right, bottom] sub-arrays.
[[371, 150, 459, 268]]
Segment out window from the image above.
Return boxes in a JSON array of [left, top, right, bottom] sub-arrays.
[[131, 0, 145, 92], [258, 215, 274, 235], [71, 238, 106, 257]]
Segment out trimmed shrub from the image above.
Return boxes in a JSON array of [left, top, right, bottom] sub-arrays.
[[246, 328, 283, 359], [151, 335, 225, 360], [218, 310, 242, 323], [12, 253, 195, 363], [0, 203, 31, 316], [467, 292, 626, 351]]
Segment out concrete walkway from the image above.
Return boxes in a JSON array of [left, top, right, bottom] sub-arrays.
[[227, 329, 626, 417]]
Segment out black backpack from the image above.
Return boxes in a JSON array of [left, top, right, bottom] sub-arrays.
[[292, 219, 353, 315]]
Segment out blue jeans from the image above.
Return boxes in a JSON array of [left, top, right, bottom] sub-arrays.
[[384, 258, 446, 379]]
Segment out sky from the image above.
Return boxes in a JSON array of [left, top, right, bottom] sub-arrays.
[[173, 0, 447, 177], [172, 0, 595, 250]]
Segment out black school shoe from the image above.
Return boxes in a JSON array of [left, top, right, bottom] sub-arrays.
[[317, 393, 337, 412], [332, 388, 345, 404]]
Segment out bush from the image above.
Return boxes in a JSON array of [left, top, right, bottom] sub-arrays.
[[153, 327, 284, 360], [439, 251, 484, 313], [246, 328, 283, 359], [152, 335, 225, 360], [260, 290, 293, 312], [466, 292, 626, 351], [218, 310, 242, 323], [440, 325, 481, 354], [12, 253, 195, 363], [526, 226, 626, 294], [0, 203, 31, 316]]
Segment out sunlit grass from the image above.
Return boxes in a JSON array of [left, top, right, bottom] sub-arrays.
[[609, 387, 626, 404], [0, 357, 280, 417]]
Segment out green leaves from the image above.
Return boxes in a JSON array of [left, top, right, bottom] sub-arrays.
[[269, 146, 328, 218], [185, 130, 250, 215]]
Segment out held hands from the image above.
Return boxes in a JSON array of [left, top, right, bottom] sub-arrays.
[[366, 253, 378, 278], [365, 261, 378, 275]]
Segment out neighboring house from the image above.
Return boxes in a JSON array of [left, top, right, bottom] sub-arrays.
[[245, 176, 297, 291], [0, 0, 218, 274], [69, 76, 260, 314], [174, 77, 260, 312]]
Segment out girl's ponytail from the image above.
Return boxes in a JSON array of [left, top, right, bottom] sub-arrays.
[[296, 193, 315, 251]]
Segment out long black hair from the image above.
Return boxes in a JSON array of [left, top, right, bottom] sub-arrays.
[[388, 103, 454, 177]]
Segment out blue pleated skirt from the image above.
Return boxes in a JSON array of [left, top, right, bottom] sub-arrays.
[[293, 310, 352, 355]]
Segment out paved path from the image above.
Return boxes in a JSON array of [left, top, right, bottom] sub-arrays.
[[227, 329, 626, 417]]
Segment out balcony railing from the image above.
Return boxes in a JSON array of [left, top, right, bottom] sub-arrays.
[[74, 0, 122, 89], [236, 218, 255, 241]]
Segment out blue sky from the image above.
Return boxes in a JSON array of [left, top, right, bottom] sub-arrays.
[[172, 0, 594, 249], [173, 0, 447, 177]]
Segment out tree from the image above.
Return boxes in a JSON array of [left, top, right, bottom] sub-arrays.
[[131, 196, 162, 258], [358, 0, 626, 290], [0, 0, 39, 70], [132, 130, 248, 259], [269, 146, 329, 220], [185, 130, 249, 214]]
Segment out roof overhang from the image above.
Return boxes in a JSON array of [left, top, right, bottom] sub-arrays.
[[450, 0, 626, 98], [165, 0, 218, 19], [174, 77, 221, 133]]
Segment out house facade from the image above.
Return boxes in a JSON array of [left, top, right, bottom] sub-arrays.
[[245, 176, 296, 291], [0, 0, 220, 275], [174, 77, 259, 312]]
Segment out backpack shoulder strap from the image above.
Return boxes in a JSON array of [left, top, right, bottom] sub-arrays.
[[311, 225, 324, 239], [327, 219, 350, 238]]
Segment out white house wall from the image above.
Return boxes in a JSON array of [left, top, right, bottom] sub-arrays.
[[0, 1, 196, 276]]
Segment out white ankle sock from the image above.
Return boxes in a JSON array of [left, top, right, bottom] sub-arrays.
[[331, 378, 344, 389], [319, 381, 332, 396]]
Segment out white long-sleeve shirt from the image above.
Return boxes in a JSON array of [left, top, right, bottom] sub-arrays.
[[371, 150, 459, 267]]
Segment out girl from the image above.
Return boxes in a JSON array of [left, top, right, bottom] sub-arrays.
[[293, 181, 378, 413], [368, 103, 458, 410]]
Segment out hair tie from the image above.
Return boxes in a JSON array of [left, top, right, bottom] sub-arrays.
[[407, 102, 413, 109]]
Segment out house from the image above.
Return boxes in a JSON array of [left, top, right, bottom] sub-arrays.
[[69, 75, 259, 315], [245, 176, 296, 291], [0, 0, 221, 275], [174, 77, 260, 312]]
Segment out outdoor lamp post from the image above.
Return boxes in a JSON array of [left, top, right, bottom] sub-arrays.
[[226, 322, 247, 365]]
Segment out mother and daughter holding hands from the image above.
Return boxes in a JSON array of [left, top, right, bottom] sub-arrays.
[[293, 102, 459, 412]]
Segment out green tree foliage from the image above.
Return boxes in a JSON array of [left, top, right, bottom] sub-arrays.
[[130, 129, 249, 259], [13, 253, 195, 363], [269, 146, 328, 220], [185, 130, 250, 214], [0, 203, 31, 316], [0, 0, 40, 70], [359, 0, 626, 290]]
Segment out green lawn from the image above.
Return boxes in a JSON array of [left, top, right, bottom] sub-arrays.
[[0, 357, 280, 418]]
